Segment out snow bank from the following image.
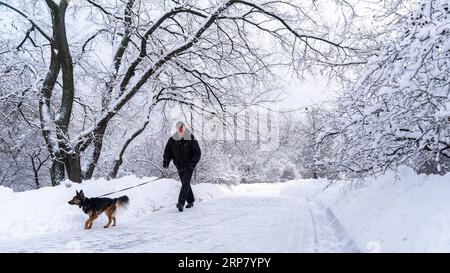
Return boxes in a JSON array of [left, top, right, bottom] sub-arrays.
[[0, 176, 232, 240], [280, 167, 450, 252]]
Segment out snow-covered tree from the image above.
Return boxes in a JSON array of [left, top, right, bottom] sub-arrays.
[[0, 42, 51, 189], [320, 0, 450, 178], [0, 0, 362, 186]]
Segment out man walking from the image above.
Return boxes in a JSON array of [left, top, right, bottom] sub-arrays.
[[163, 121, 201, 212]]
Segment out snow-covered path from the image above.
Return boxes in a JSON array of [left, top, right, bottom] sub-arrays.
[[0, 186, 358, 253]]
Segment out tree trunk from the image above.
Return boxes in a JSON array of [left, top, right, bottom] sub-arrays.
[[48, 0, 78, 183], [109, 158, 123, 180], [109, 120, 150, 179], [83, 125, 107, 180], [53, 6, 74, 130], [50, 159, 65, 186], [64, 153, 82, 183], [30, 157, 40, 188], [83, 0, 135, 180], [39, 43, 62, 185]]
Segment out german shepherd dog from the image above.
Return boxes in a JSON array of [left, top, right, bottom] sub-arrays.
[[68, 190, 129, 229]]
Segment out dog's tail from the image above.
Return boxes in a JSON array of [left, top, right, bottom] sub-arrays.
[[115, 195, 129, 209]]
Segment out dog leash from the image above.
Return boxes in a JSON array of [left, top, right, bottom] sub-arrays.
[[98, 177, 165, 197], [98, 168, 188, 197]]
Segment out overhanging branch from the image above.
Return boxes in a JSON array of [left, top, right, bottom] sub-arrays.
[[0, 1, 54, 44]]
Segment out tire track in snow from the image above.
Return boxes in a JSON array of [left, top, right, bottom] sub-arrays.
[[307, 200, 360, 253], [307, 202, 319, 252], [284, 199, 302, 252]]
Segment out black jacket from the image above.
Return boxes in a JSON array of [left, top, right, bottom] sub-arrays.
[[163, 134, 201, 171]]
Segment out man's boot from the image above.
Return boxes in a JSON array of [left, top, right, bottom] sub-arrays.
[[176, 202, 184, 212]]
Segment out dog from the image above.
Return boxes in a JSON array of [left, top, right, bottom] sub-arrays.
[[68, 190, 129, 229]]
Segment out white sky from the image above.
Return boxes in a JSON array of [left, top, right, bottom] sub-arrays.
[[278, 74, 336, 111]]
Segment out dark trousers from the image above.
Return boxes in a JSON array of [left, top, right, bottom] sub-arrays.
[[178, 169, 194, 205]]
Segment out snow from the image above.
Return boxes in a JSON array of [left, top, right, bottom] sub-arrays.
[[281, 166, 450, 252], [378, 87, 394, 95], [442, 39, 450, 52], [0, 179, 357, 253], [1, 168, 450, 252], [0, 176, 358, 252], [0, 175, 230, 240]]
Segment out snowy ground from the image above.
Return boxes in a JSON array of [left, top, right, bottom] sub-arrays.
[[0, 181, 357, 253], [0, 167, 449, 252]]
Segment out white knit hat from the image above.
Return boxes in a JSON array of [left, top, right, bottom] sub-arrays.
[[172, 121, 192, 140]]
